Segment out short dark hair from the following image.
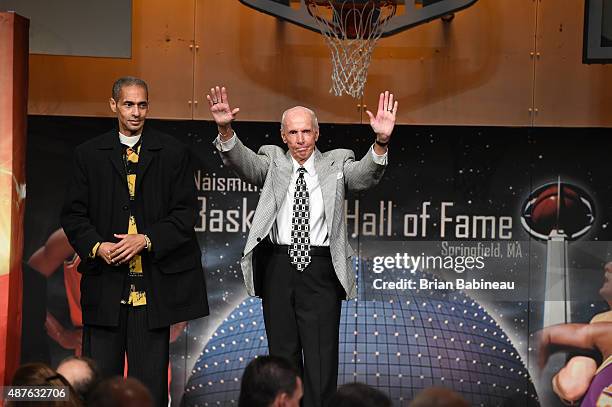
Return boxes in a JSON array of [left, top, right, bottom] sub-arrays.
[[408, 387, 470, 407], [328, 383, 392, 407], [88, 376, 152, 407], [111, 76, 148, 101], [238, 356, 299, 407]]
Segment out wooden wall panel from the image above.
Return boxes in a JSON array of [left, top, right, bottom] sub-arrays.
[[195, 0, 537, 126], [193, 0, 360, 124], [534, 0, 612, 127], [364, 0, 537, 126], [25, 0, 612, 127], [27, 0, 195, 119]]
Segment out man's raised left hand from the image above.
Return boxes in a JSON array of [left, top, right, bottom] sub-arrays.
[[366, 91, 398, 153]]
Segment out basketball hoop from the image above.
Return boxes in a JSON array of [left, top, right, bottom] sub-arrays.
[[305, 0, 397, 98]]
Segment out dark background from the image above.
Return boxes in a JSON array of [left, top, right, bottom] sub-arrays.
[[21, 116, 612, 405]]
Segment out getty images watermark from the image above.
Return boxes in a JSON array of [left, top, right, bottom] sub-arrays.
[[371, 251, 514, 290], [364, 241, 526, 297]]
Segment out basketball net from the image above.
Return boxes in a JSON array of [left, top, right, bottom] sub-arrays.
[[306, 1, 397, 98]]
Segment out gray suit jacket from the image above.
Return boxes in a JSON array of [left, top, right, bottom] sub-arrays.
[[213, 136, 386, 299]]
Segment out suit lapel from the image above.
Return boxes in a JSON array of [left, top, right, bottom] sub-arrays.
[[97, 130, 126, 183], [109, 151, 124, 181], [135, 129, 161, 195], [273, 151, 293, 210], [98, 127, 162, 195], [314, 149, 336, 232]]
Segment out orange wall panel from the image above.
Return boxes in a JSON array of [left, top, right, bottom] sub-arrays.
[[534, 0, 612, 127], [193, 0, 361, 124], [25, 0, 612, 127], [364, 0, 537, 126], [28, 0, 195, 120]]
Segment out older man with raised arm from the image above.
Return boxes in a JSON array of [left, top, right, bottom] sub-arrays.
[[208, 86, 397, 407]]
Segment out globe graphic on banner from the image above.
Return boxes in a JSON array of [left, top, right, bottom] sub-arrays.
[[182, 271, 538, 406]]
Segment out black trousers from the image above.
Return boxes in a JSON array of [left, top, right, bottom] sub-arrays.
[[82, 305, 170, 407], [260, 246, 344, 407]]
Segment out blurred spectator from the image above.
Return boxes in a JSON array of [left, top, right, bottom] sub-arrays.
[[328, 382, 392, 407], [88, 376, 153, 407], [409, 387, 470, 407], [56, 355, 99, 401], [238, 355, 302, 407], [8, 362, 81, 407]]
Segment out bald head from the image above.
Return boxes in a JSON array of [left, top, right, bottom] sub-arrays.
[[280, 106, 319, 133], [57, 356, 98, 400], [57, 358, 92, 384]]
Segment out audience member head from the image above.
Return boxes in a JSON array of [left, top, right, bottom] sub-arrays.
[[408, 387, 470, 407], [88, 376, 153, 407], [56, 356, 99, 401], [328, 382, 392, 407], [9, 362, 81, 406], [238, 355, 302, 407]]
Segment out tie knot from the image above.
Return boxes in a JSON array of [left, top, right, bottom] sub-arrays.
[[297, 167, 306, 175]]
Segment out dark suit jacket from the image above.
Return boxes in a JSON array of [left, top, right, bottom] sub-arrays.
[[60, 127, 209, 329]]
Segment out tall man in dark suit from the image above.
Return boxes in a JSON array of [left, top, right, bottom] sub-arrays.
[[61, 77, 209, 406], [207, 86, 397, 407]]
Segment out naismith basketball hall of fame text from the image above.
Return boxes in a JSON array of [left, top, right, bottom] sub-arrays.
[[193, 179, 526, 292]]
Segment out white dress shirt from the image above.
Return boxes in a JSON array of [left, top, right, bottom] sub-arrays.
[[270, 152, 328, 245], [214, 132, 388, 246]]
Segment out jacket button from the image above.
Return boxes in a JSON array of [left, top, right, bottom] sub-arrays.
[[122, 205, 129, 211], [256, 237, 261, 242]]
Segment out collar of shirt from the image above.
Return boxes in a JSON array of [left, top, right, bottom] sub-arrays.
[[119, 132, 142, 148], [290, 150, 317, 175]]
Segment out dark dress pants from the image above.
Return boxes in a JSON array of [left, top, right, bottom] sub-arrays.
[[82, 304, 170, 407], [261, 246, 344, 407]]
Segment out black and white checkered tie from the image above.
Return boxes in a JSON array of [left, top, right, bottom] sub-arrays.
[[289, 167, 311, 271]]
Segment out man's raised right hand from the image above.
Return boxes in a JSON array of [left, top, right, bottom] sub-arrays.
[[207, 86, 239, 140]]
